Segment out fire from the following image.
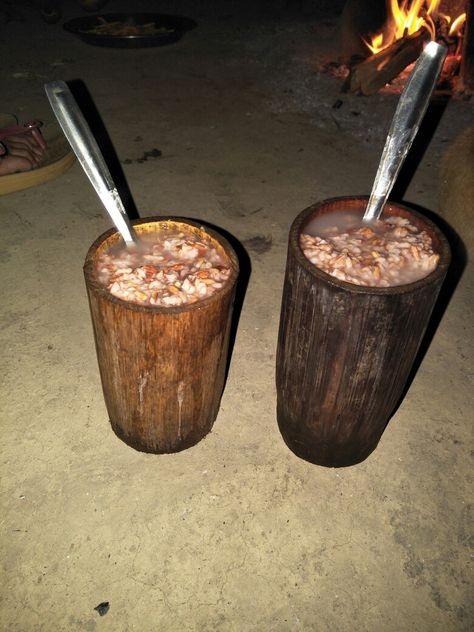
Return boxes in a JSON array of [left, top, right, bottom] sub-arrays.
[[449, 12, 467, 36], [363, 0, 466, 55]]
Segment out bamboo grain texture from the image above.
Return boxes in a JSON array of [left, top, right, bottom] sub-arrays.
[[276, 198, 451, 467], [84, 218, 239, 454]]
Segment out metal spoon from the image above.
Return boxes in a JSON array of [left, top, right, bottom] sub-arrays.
[[44, 80, 137, 246], [363, 41, 448, 223]]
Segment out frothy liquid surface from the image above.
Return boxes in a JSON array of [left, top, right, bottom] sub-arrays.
[[300, 210, 439, 287], [96, 229, 231, 306]]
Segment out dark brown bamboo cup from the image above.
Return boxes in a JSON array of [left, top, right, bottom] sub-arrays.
[[276, 197, 451, 467], [84, 217, 239, 454]]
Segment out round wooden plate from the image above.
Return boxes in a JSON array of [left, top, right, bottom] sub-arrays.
[[0, 114, 75, 195]]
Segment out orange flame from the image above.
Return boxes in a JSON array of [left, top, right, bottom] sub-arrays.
[[363, 0, 466, 55], [449, 12, 466, 36]]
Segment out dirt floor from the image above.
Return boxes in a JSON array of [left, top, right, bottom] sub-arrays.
[[1, 1, 473, 630]]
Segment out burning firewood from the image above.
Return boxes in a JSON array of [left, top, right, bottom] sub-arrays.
[[347, 27, 431, 95]]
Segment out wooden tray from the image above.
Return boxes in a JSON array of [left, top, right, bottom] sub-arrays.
[[0, 114, 75, 195]]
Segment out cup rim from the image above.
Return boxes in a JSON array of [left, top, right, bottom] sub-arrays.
[[290, 196, 451, 295], [83, 216, 240, 314]]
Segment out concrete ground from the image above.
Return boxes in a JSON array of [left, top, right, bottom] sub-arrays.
[[1, 1, 472, 630]]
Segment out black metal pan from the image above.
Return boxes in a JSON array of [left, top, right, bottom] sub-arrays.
[[63, 13, 196, 48]]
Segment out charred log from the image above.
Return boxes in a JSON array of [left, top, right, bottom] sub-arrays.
[[346, 27, 430, 95], [460, 1, 474, 91]]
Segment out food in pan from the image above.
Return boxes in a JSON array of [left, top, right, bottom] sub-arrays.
[[83, 18, 175, 37]]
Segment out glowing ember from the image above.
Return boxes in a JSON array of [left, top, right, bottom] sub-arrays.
[[363, 0, 466, 55]]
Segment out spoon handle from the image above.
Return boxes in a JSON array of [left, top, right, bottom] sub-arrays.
[[363, 41, 447, 223], [45, 80, 137, 245]]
